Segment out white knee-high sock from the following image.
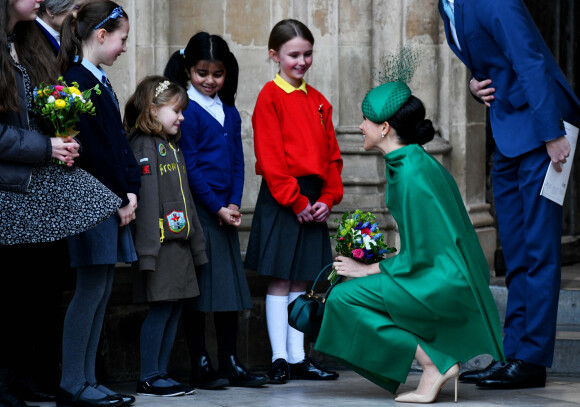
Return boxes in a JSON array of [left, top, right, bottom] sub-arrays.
[[266, 294, 289, 362], [287, 291, 306, 364]]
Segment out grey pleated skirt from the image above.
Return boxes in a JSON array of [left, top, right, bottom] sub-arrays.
[[244, 176, 333, 281], [185, 204, 252, 312]]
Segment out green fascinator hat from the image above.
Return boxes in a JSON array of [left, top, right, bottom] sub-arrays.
[[362, 82, 411, 123], [362, 43, 420, 123]]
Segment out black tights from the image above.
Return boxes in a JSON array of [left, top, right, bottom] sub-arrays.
[[182, 309, 238, 361]]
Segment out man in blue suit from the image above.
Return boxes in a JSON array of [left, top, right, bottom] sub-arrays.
[[439, 0, 580, 389]]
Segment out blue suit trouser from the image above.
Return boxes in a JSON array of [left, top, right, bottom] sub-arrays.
[[492, 146, 562, 367]]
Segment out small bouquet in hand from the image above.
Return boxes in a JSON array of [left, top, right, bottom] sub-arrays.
[[32, 76, 100, 142], [328, 210, 397, 283]]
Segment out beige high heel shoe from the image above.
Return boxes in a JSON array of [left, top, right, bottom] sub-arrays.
[[395, 363, 460, 404]]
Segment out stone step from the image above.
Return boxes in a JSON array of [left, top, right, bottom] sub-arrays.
[[461, 285, 580, 375]]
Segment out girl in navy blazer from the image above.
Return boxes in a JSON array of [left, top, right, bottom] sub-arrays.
[[56, 1, 139, 406]]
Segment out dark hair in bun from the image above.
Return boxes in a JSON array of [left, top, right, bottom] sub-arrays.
[[388, 95, 435, 146]]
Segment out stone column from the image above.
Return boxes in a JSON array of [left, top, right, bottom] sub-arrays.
[[436, 23, 497, 270]]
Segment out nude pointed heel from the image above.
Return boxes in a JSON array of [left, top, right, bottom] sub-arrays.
[[453, 372, 458, 403], [395, 363, 460, 404]]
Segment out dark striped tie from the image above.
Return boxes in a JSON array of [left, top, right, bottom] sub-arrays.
[[101, 75, 119, 111]]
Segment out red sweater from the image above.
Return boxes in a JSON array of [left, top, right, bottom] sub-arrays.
[[252, 79, 343, 214]]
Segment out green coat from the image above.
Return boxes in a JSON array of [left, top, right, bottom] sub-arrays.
[[315, 144, 504, 393]]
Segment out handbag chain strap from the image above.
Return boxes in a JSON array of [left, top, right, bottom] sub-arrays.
[[307, 263, 342, 303]]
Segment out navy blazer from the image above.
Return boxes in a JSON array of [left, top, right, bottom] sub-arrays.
[[439, 0, 580, 157], [63, 63, 140, 206], [35, 20, 59, 53]]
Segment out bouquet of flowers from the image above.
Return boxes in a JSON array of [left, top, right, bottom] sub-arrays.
[[32, 76, 100, 140], [328, 210, 397, 283]]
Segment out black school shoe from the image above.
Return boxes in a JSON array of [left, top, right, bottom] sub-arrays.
[[90, 383, 135, 406], [9, 381, 56, 402], [289, 358, 339, 380], [160, 375, 195, 396], [268, 359, 289, 384], [0, 381, 30, 407], [56, 383, 124, 407], [476, 359, 546, 389], [135, 376, 185, 397], [218, 355, 268, 387], [459, 360, 506, 383], [190, 354, 229, 389]]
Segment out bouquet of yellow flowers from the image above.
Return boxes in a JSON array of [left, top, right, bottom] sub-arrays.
[[328, 210, 397, 283], [32, 76, 100, 139]]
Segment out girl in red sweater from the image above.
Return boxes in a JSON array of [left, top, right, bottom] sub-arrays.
[[245, 19, 343, 384]]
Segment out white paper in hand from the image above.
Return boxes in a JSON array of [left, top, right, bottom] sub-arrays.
[[540, 121, 578, 206]]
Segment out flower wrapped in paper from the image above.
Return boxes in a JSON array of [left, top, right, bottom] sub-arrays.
[[328, 210, 396, 283]]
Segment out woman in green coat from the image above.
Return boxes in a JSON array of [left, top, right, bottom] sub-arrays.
[[314, 82, 504, 404]]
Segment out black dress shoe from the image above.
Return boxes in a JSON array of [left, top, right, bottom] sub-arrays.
[[91, 383, 134, 406], [0, 382, 30, 407], [56, 383, 124, 407], [159, 375, 195, 396], [110, 393, 134, 406], [11, 384, 55, 402], [459, 360, 506, 383], [289, 358, 339, 380], [190, 354, 229, 389], [135, 376, 185, 397], [218, 355, 268, 387], [476, 359, 546, 389], [268, 359, 289, 384]]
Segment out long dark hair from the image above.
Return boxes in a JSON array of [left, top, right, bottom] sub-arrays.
[[164, 32, 239, 106], [0, 3, 57, 112], [388, 96, 435, 146], [58, 0, 128, 74]]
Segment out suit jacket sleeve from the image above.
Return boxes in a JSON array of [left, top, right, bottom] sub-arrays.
[[481, 0, 566, 141]]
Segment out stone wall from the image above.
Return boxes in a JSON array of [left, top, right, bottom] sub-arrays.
[[111, 0, 495, 265]]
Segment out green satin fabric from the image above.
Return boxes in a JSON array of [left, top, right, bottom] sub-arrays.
[[315, 144, 504, 393]]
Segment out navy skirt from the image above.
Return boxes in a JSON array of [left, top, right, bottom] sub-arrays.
[[185, 204, 252, 312], [245, 176, 333, 281], [68, 214, 137, 268]]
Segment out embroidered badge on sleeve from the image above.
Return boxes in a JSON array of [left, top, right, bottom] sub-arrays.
[[140, 158, 151, 176]]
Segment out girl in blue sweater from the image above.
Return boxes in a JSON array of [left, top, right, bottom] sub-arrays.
[[164, 32, 267, 389]]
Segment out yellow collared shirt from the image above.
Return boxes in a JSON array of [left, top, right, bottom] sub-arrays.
[[273, 73, 308, 94]]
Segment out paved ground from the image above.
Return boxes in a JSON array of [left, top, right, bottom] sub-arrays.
[[31, 370, 580, 407], [29, 264, 580, 406]]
